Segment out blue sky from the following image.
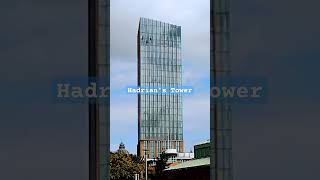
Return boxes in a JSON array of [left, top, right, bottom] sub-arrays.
[[110, 0, 210, 153]]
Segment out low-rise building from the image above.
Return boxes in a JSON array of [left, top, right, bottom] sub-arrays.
[[164, 149, 194, 164], [160, 140, 211, 180], [194, 139, 210, 159]]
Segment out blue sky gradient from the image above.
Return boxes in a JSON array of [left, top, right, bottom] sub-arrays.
[[110, 0, 210, 153]]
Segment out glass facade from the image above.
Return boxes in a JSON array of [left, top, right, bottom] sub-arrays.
[[137, 17, 183, 158]]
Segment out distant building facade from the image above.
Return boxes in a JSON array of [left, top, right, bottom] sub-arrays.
[[161, 140, 210, 180], [194, 140, 210, 159], [137, 17, 183, 159], [164, 149, 194, 164]]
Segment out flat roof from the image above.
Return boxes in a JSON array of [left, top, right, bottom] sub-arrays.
[[164, 157, 210, 171], [194, 139, 210, 146]]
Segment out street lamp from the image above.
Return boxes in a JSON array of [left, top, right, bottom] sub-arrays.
[[144, 149, 149, 180]]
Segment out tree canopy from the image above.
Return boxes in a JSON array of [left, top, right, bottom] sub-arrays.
[[110, 152, 144, 180], [155, 152, 168, 177]]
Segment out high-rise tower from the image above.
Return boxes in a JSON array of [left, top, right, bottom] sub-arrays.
[[137, 18, 183, 159]]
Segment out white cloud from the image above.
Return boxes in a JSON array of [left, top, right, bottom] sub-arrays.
[[110, 0, 210, 64], [183, 94, 210, 132], [110, 59, 136, 89], [110, 0, 210, 153]]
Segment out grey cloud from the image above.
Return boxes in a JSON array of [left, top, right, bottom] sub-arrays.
[[111, 0, 210, 64]]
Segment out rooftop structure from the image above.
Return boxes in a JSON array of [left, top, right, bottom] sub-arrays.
[[117, 142, 129, 154]]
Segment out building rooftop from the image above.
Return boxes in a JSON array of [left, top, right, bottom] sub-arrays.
[[164, 157, 210, 171], [194, 139, 210, 146], [165, 149, 177, 154], [163, 149, 194, 160], [139, 17, 181, 28], [117, 142, 129, 154]]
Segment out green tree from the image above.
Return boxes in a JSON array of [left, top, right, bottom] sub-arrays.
[[110, 152, 144, 180], [155, 152, 168, 178]]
